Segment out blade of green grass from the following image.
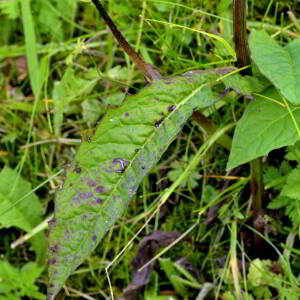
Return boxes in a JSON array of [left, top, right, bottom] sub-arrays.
[[21, 0, 40, 97]]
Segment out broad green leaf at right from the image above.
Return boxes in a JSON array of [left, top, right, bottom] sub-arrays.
[[249, 30, 300, 105], [227, 87, 300, 169]]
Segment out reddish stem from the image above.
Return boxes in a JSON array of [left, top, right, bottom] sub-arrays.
[[91, 0, 161, 81]]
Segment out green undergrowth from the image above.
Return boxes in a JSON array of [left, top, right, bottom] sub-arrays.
[[0, 0, 300, 299]]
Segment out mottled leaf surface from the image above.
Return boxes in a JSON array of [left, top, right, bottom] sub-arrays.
[[47, 69, 229, 299], [249, 30, 300, 105], [227, 87, 300, 169]]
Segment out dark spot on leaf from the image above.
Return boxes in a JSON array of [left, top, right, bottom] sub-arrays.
[[168, 105, 176, 112], [124, 112, 129, 117], [87, 192, 93, 198], [87, 181, 97, 187], [155, 118, 164, 128], [95, 186, 105, 193], [112, 158, 129, 173], [72, 192, 93, 202], [96, 198, 104, 204], [72, 194, 81, 202], [74, 167, 81, 174], [48, 217, 56, 226], [48, 258, 56, 265], [160, 112, 164, 116], [223, 88, 229, 95], [91, 198, 104, 206], [135, 149, 139, 153], [141, 166, 146, 170], [92, 235, 97, 241]]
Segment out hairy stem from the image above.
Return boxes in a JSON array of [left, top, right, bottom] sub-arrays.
[[233, 0, 264, 253], [91, 0, 161, 81], [233, 0, 251, 75]]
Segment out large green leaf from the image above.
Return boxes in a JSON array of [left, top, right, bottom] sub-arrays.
[[21, 0, 40, 97], [47, 69, 230, 299], [249, 30, 300, 105], [227, 87, 300, 169]]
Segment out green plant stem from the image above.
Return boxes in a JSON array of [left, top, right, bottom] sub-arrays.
[[192, 111, 232, 151], [91, 0, 161, 81], [250, 158, 264, 213]]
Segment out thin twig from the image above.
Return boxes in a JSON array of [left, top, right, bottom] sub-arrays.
[[91, 0, 161, 81]]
